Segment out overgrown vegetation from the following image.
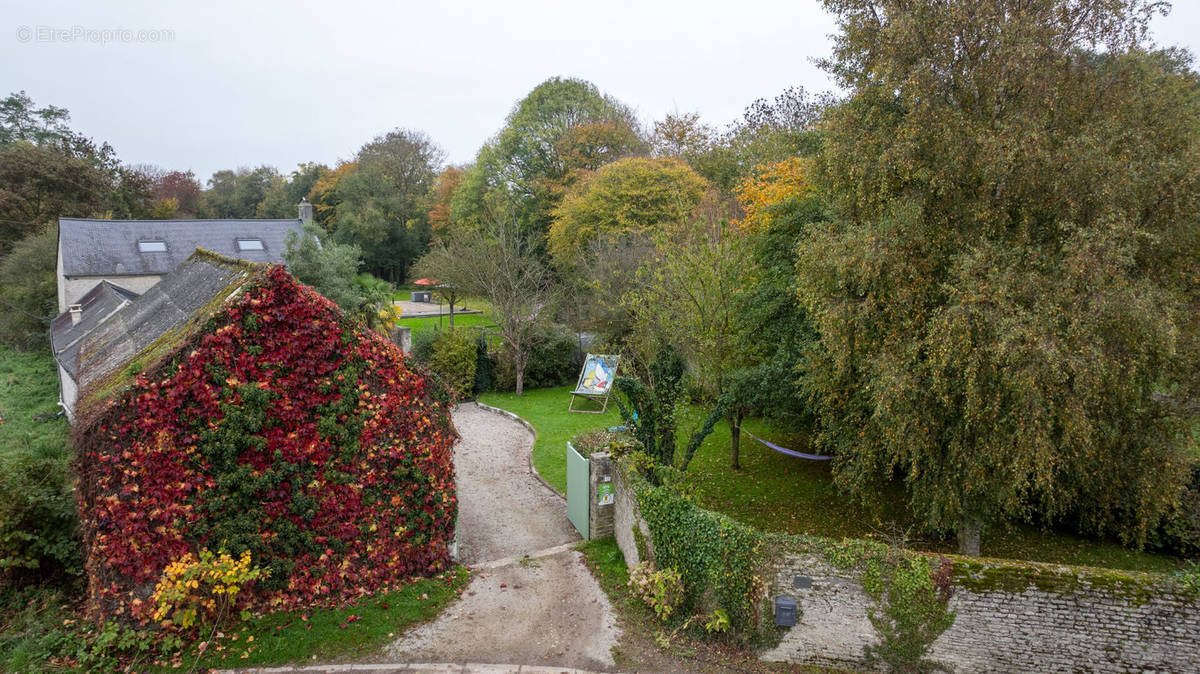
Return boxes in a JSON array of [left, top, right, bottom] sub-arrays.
[[0, 346, 78, 582]]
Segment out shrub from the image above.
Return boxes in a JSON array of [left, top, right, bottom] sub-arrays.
[[472, 334, 495, 395], [411, 329, 437, 363], [151, 549, 265, 631], [0, 425, 79, 582], [493, 327, 578, 392], [428, 329, 477, 400], [628, 561, 685, 622], [625, 463, 771, 638], [571, 429, 640, 459], [73, 266, 458, 622]]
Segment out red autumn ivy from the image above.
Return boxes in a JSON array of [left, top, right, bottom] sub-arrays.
[[73, 265, 458, 622]]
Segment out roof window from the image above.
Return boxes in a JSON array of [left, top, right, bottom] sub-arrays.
[[236, 238, 265, 251], [137, 240, 167, 253]]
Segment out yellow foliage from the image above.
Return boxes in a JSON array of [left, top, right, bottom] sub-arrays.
[[734, 157, 813, 234], [151, 549, 265, 630]]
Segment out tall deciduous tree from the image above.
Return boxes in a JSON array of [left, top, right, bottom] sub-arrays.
[[413, 220, 557, 395], [331, 129, 444, 282], [801, 0, 1200, 555], [548, 157, 708, 267], [451, 77, 645, 242], [626, 195, 752, 468]]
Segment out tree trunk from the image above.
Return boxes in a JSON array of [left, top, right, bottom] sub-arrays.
[[957, 517, 982, 557], [448, 297, 455, 327], [514, 350, 526, 396], [728, 411, 742, 470]]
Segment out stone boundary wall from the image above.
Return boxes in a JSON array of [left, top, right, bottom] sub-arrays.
[[612, 467, 1200, 673]]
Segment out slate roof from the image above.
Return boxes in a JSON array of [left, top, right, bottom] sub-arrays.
[[50, 281, 140, 379], [58, 218, 302, 277], [75, 250, 264, 402]]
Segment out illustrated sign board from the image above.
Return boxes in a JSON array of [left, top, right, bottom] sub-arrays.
[[577, 354, 617, 394], [569, 354, 621, 414]]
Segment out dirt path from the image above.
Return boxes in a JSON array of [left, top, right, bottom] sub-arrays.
[[385, 404, 621, 671]]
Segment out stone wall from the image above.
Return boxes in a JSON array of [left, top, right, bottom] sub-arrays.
[[612, 467, 1200, 673], [588, 452, 615, 540], [762, 553, 1200, 673]]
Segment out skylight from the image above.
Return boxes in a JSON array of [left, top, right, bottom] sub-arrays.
[[236, 238, 264, 251], [137, 240, 167, 253]]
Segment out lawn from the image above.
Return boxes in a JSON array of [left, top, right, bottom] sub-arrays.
[[481, 385, 1189, 573], [0, 345, 68, 461], [0, 568, 470, 672], [395, 311, 496, 339], [478, 385, 620, 492]]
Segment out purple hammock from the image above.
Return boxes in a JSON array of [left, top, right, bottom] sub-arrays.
[[742, 429, 832, 461]]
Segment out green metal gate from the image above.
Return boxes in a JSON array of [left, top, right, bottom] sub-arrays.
[[566, 441, 589, 539]]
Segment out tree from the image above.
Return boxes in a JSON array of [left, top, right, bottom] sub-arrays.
[[153, 170, 203, 217], [626, 195, 752, 468], [427, 166, 463, 239], [283, 224, 396, 332], [0, 91, 72, 146], [729, 160, 825, 429], [201, 166, 285, 218], [412, 220, 557, 395], [328, 129, 445, 282], [451, 77, 645, 242], [0, 142, 108, 254], [655, 88, 827, 192], [800, 0, 1200, 555], [548, 157, 708, 267], [0, 225, 58, 349]]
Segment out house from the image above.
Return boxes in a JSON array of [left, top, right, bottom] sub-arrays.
[[55, 199, 312, 312], [50, 200, 314, 417], [48, 281, 140, 419], [69, 249, 456, 621]]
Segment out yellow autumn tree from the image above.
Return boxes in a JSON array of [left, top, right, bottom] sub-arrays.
[[549, 157, 707, 268], [734, 157, 812, 234]]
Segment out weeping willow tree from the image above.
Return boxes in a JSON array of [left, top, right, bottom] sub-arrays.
[[800, 0, 1200, 555]]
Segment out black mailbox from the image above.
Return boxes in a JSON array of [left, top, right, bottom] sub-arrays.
[[774, 595, 798, 627]]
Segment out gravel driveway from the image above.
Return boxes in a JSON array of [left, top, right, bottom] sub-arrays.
[[386, 404, 621, 671]]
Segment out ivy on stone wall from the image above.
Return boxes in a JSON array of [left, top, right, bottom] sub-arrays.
[[822, 538, 956, 672]]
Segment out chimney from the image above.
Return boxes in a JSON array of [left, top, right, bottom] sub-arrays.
[[69, 304, 83, 325], [298, 198, 313, 225]]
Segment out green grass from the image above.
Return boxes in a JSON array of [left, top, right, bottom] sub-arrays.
[[1, 568, 470, 672], [0, 345, 68, 460], [172, 567, 470, 670], [479, 385, 620, 492], [396, 311, 497, 339], [483, 387, 1188, 573]]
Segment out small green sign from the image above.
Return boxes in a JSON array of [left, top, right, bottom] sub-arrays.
[[597, 481, 614, 506]]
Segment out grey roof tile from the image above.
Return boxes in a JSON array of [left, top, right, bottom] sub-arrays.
[[50, 281, 140, 379], [58, 218, 302, 277], [75, 251, 263, 397]]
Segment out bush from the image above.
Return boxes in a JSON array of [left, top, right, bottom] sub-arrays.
[[571, 428, 640, 459], [152, 549, 265, 631], [0, 437, 79, 582], [473, 334, 495, 395], [628, 561, 685, 622], [411, 328, 437, 363], [493, 327, 579, 392], [428, 329, 478, 400]]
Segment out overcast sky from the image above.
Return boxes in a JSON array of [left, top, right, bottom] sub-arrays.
[[3, 0, 1199, 183]]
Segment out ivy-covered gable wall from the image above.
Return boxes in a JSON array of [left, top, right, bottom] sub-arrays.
[[73, 264, 458, 622]]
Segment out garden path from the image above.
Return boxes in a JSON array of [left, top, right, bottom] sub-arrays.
[[383, 404, 621, 671]]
